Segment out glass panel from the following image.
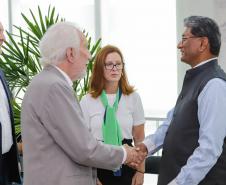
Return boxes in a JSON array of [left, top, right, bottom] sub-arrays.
[[0, 0, 9, 30], [101, 0, 177, 117], [11, 0, 95, 40]]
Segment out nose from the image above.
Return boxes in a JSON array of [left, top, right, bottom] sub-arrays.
[[0, 33, 5, 43], [177, 41, 182, 49], [112, 65, 118, 71]]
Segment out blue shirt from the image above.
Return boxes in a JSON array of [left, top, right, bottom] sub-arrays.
[[144, 78, 226, 185]]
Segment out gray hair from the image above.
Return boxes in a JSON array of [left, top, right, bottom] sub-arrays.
[[184, 16, 221, 56], [39, 22, 81, 66]]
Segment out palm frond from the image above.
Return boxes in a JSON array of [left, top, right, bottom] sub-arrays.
[[0, 5, 101, 140]]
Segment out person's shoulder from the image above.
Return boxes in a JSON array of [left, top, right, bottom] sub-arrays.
[[28, 68, 69, 95], [206, 78, 226, 88], [125, 91, 141, 99], [81, 93, 97, 103], [81, 93, 90, 101], [122, 91, 143, 105], [81, 93, 93, 99]]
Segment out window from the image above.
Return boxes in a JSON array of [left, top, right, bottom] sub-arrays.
[[101, 0, 177, 117], [8, 1, 177, 118], [0, 0, 9, 30], [11, 0, 95, 39]]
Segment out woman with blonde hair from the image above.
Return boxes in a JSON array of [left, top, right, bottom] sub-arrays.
[[80, 45, 145, 185]]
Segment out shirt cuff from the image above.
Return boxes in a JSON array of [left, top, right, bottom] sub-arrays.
[[143, 138, 156, 155], [121, 146, 127, 164], [168, 179, 178, 185]]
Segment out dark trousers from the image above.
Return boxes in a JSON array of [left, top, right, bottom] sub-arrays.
[[97, 139, 136, 185], [97, 164, 135, 185], [0, 153, 11, 185]]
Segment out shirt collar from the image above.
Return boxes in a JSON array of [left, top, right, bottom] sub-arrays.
[[193, 57, 218, 68], [52, 65, 73, 87]]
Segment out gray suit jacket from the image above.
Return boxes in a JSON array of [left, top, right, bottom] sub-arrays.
[[21, 65, 124, 185]]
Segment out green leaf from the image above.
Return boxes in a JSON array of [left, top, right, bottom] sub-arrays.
[[0, 5, 101, 143], [38, 6, 46, 34]]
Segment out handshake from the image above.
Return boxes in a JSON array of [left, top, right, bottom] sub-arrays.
[[123, 143, 148, 170]]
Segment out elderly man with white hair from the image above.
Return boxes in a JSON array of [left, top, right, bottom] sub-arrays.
[[21, 22, 146, 185]]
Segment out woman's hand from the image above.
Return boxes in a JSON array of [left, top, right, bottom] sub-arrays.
[[131, 171, 144, 185], [132, 123, 145, 185], [96, 178, 103, 185]]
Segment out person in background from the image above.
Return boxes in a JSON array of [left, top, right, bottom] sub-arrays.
[[80, 45, 145, 185], [138, 16, 226, 185], [0, 21, 21, 185], [21, 22, 145, 185]]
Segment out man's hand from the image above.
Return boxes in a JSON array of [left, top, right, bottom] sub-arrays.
[[123, 144, 147, 168], [136, 143, 148, 154]]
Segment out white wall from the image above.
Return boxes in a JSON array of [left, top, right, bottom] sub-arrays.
[[215, 0, 226, 72]]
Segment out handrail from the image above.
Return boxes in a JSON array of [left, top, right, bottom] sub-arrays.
[[144, 117, 163, 174], [145, 117, 166, 121]]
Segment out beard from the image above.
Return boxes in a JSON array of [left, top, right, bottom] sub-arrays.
[[77, 70, 87, 80], [71, 69, 87, 81]]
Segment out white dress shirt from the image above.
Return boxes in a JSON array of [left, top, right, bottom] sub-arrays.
[[0, 79, 13, 154], [53, 65, 73, 87]]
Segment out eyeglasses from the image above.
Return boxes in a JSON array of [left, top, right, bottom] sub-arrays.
[[181, 36, 202, 44], [104, 63, 124, 70]]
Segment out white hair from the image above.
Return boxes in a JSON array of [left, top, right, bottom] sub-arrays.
[[39, 22, 81, 66]]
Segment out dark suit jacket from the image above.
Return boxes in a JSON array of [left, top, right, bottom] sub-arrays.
[[0, 69, 21, 183]]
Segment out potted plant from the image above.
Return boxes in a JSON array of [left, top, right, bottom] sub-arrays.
[[0, 5, 101, 151]]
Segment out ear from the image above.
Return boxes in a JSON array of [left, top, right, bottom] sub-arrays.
[[199, 37, 209, 52], [66, 48, 76, 63]]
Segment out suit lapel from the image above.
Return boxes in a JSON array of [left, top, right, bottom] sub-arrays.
[[0, 70, 12, 100], [0, 69, 14, 126]]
